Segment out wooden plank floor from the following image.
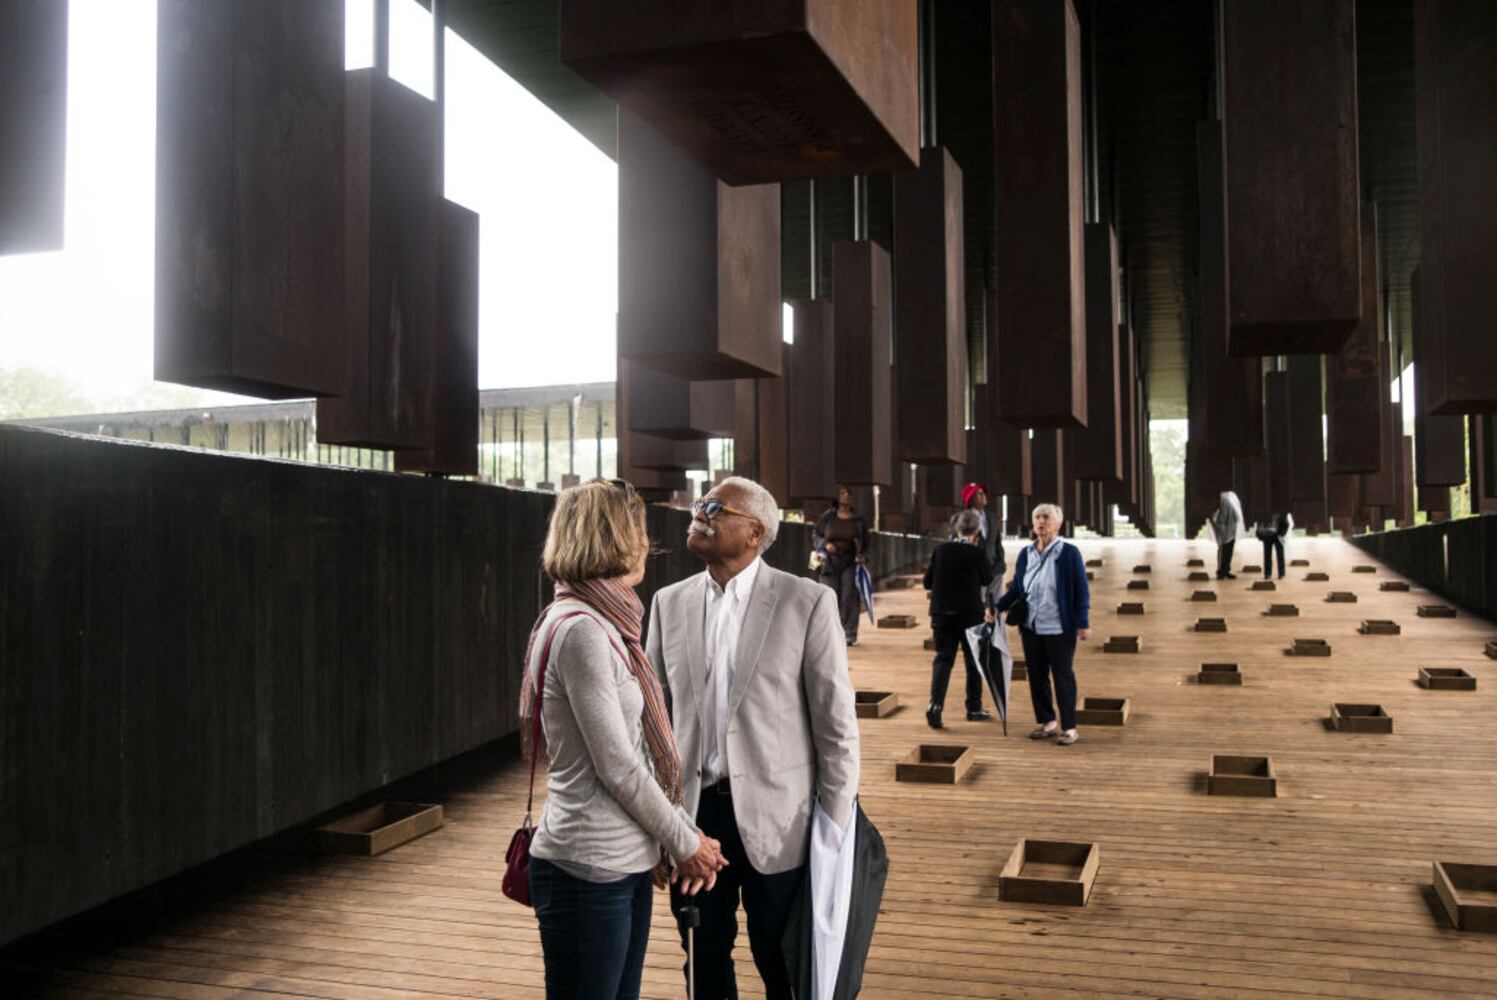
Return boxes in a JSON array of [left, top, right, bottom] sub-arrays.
[[6, 537, 1497, 998]]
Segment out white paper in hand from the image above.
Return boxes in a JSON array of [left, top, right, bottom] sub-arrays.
[[809, 801, 856, 1000]]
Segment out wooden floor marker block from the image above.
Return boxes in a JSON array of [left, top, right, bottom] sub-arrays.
[[317, 803, 444, 856], [1353, 565, 1376, 573], [1086, 571, 1095, 581], [1126, 580, 1149, 591], [1103, 636, 1140, 654], [1195, 617, 1228, 633], [1326, 591, 1357, 603], [1291, 638, 1331, 657], [924, 637, 937, 650], [999, 839, 1099, 906], [1242, 564, 1263, 574], [1012, 659, 1028, 682], [1191, 590, 1218, 602], [1419, 667, 1476, 691], [1306, 572, 1330, 581], [1187, 558, 1206, 567], [1265, 604, 1299, 617], [1433, 862, 1497, 933], [1360, 619, 1401, 636], [878, 614, 918, 629], [1198, 663, 1242, 685], [1290, 558, 1310, 567], [1116, 602, 1145, 615], [1380, 581, 1410, 592], [896, 744, 974, 784], [1251, 580, 1276, 591], [854, 691, 899, 719], [1132, 564, 1152, 574], [1417, 605, 1457, 618], [1208, 755, 1277, 797], [1075, 697, 1129, 726], [1188, 571, 1212, 582], [1085, 558, 1103, 568], [1487, 641, 1497, 660], [1330, 702, 1393, 733]]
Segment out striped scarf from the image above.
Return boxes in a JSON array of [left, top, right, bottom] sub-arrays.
[[520, 576, 684, 806]]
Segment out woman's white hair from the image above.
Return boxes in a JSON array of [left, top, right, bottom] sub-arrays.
[[954, 509, 982, 536], [1032, 502, 1065, 524], [717, 476, 781, 552]]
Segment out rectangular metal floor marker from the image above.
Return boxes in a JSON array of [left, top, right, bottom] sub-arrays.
[[877, 614, 918, 629], [1198, 662, 1242, 685], [1103, 636, 1140, 653], [1326, 591, 1357, 603], [924, 637, 937, 650], [1380, 581, 1410, 591], [1306, 572, 1330, 581], [1487, 641, 1497, 660], [1291, 638, 1331, 656], [1195, 617, 1228, 633], [1265, 604, 1299, 617], [1191, 590, 1218, 602], [1360, 619, 1401, 635], [1075, 697, 1129, 726], [316, 803, 445, 857], [1251, 580, 1276, 591], [1208, 755, 1277, 797], [999, 839, 1100, 906], [1417, 605, 1457, 618], [1012, 659, 1028, 681], [1117, 602, 1145, 615], [1126, 579, 1150, 590], [1433, 862, 1497, 933], [1290, 558, 1310, 567], [1085, 558, 1103, 567], [1419, 667, 1476, 691], [1132, 564, 1152, 573], [1186, 558, 1206, 567], [1330, 702, 1393, 733], [896, 744, 974, 784], [1188, 571, 1212, 582], [1353, 565, 1377, 573], [854, 691, 899, 718], [1242, 564, 1263, 573]]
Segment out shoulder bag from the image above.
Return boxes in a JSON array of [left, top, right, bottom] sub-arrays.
[[1004, 542, 1059, 630]]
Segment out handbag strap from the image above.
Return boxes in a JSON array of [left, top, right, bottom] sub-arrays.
[[1019, 539, 1061, 599], [525, 610, 593, 824]]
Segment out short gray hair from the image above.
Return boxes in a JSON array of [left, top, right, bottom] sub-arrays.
[[954, 509, 982, 537], [717, 476, 780, 552], [1032, 502, 1064, 524]]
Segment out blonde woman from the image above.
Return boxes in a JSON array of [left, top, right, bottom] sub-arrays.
[[520, 479, 726, 999]]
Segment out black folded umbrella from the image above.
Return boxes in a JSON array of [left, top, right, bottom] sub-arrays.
[[965, 619, 1012, 736]]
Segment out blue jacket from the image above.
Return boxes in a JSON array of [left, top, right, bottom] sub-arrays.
[[995, 540, 1091, 633]]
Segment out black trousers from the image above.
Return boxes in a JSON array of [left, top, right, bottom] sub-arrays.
[[1262, 537, 1285, 577], [1216, 539, 1236, 579], [1019, 628, 1078, 731], [670, 781, 805, 1000], [929, 616, 984, 713], [820, 562, 861, 642]]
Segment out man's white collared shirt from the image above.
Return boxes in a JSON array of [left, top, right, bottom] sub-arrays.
[[700, 557, 762, 786]]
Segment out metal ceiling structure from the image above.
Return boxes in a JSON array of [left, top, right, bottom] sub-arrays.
[[442, 0, 1421, 420]]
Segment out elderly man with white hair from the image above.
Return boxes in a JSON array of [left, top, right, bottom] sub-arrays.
[[995, 502, 1092, 746], [646, 476, 860, 1000]]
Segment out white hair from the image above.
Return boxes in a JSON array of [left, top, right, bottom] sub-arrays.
[[954, 509, 982, 536], [1032, 502, 1065, 524], [717, 476, 781, 552]]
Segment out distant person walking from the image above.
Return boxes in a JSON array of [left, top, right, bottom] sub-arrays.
[[813, 484, 870, 646], [923, 509, 995, 729], [995, 503, 1091, 746], [1256, 511, 1293, 580], [1211, 491, 1245, 580]]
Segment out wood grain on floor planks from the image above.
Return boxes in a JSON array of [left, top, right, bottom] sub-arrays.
[[4, 538, 1497, 999]]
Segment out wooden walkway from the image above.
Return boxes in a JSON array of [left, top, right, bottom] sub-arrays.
[[6, 537, 1497, 998]]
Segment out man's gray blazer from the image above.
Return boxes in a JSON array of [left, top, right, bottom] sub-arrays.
[[646, 562, 861, 875]]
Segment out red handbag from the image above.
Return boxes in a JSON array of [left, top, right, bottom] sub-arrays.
[[502, 611, 589, 907]]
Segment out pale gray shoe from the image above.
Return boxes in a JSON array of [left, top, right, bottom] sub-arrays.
[[1056, 729, 1079, 746]]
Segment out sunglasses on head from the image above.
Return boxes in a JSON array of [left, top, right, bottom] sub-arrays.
[[691, 498, 752, 521]]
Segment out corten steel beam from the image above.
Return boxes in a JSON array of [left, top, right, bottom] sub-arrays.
[[1358, 334, 1398, 508], [1106, 324, 1140, 508], [894, 146, 967, 464], [982, 289, 1033, 498], [395, 201, 480, 476], [1326, 203, 1384, 474], [832, 240, 893, 486], [1076, 223, 1123, 481], [992, 0, 1087, 428], [1234, 453, 1269, 523], [1414, 1, 1497, 413], [732, 361, 790, 506], [1287, 356, 1325, 503], [617, 111, 782, 380], [1395, 433, 1414, 526], [1473, 414, 1497, 501], [155, 0, 345, 398], [1221, 0, 1361, 356], [1411, 268, 1467, 487], [616, 361, 707, 478], [626, 365, 735, 440], [318, 68, 440, 449], [1196, 123, 1265, 457], [1265, 370, 1292, 511], [786, 299, 837, 503], [0, 0, 67, 254], [1328, 472, 1360, 519], [1421, 485, 1451, 514], [558, 0, 918, 185], [1030, 428, 1065, 507]]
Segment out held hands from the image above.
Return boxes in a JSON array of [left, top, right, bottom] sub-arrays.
[[672, 830, 728, 895]]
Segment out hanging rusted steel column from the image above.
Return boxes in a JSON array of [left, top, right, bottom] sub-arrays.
[[992, 0, 1086, 427], [1287, 356, 1325, 503], [1264, 369, 1292, 512], [1325, 203, 1384, 474], [1414, 0, 1497, 413], [1076, 223, 1122, 480], [1105, 322, 1140, 511], [0, 0, 67, 254], [1411, 267, 1467, 489], [1358, 330, 1398, 510], [1030, 429, 1065, 507], [558, 0, 918, 184], [1196, 120, 1264, 455], [832, 239, 893, 486], [1220, 0, 1361, 356], [981, 288, 1032, 500], [155, 0, 346, 397], [787, 299, 838, 504], [616, 360, 697, 497]]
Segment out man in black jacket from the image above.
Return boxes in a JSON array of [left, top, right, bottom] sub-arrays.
[[923, 509, 994, 729]]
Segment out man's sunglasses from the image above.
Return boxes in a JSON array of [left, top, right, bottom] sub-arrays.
[[691, 498, 753, 521]]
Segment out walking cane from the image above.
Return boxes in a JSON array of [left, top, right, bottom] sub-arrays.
[[678, 903, 700, 1000]]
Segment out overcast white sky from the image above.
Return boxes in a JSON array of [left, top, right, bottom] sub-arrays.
[[0, 0, 618, 411]]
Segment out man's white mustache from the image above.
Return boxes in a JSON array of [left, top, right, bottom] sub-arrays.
[[688, 520, 716, 538]]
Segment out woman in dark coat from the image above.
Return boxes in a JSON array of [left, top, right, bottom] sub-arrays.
[[813, 484, 870, 646], [922, 509, 994, 729]]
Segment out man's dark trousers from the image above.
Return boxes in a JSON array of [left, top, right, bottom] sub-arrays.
[[671, 779, 804, 999], [929, 615, 984, 713]]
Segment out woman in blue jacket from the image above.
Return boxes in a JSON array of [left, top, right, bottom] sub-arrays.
[[995, 503, 1091, 745]]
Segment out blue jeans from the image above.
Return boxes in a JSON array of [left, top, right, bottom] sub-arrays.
[[530, 857, 653, 1000]]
